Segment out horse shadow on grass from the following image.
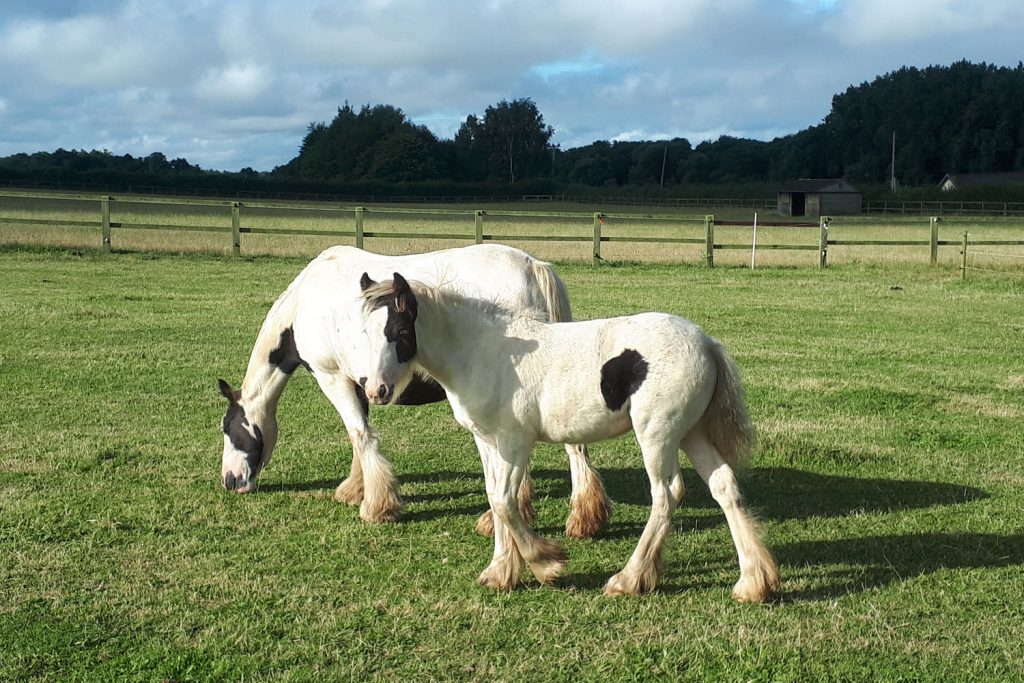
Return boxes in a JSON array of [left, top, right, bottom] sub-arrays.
[[400, 466, 1018, 600], [268, 466, 1019, 600]]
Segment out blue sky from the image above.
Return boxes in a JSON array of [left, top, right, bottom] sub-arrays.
[[0, 0, 1021, 171]]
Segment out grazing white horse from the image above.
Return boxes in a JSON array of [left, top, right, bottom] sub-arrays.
[[358, 272, 780, 601], [218, 244, 611, 538]]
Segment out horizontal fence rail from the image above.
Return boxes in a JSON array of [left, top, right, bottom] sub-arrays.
[[3, 191, 1024, 270]]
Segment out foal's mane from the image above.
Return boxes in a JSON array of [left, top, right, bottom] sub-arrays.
[[361, 277, 543, 323]]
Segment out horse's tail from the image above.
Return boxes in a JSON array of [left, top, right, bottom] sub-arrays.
[[528, 260, 573, 323], [703, 338, 756, 471]]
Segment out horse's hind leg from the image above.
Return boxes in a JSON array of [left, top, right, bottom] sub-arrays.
[[314, 370, 401, 522], [564, 443, 612, 539], [604, 434, 681, 596], [681, 428, 780, 603]]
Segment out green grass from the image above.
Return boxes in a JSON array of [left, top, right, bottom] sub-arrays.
[[1, 246, 1022, 681]]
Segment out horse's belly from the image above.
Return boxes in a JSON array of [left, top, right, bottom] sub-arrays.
[[538, 408, 632, 444]]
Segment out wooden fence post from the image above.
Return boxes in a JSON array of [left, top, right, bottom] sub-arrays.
[[355, 207, 364, 249], [231, 202, 241, 256], [960, 231, 968, 280], [929, 216, 939, 264], [704, 215, 714, 268], [100, 196, 111, 253], [819, 217, 830, 268], [593, 212, 603, 265], [475, 210, 484, 244]]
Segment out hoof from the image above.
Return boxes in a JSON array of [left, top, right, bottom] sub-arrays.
[[477, 563, 519, 591], [603, 572, 640, 597], [527, 538, 568, 586], [334, 477, 363, 505], [359, 497, 402, 523], [732, 571, 781, 604]]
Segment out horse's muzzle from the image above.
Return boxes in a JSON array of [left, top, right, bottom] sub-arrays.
[[363, 380, 396, 405], [223, 471, 255, 493]]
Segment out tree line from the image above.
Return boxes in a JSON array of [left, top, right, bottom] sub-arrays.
[[3, 61, 1024, 198]]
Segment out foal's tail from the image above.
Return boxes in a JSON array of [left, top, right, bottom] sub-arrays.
[[529, 260, 573, 323], [703, 338, 756, 471]]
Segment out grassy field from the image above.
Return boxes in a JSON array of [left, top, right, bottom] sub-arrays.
[[1, 245, 1023, 681], [3, 190, 1024, 269]]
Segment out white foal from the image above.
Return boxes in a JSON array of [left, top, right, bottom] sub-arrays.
[[358, 272, 780, 601]]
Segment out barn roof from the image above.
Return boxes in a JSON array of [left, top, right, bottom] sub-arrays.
[[938, 171, 1024, 189], [777, 178, 859, 193]]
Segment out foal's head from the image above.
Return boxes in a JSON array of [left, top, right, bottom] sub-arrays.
[[358, 271, 419, 405], [217, 378, 276, 492]]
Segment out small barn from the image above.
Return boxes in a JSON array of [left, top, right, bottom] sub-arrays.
[[938, 171, 1024, 192], [777, 179, 861, 217]]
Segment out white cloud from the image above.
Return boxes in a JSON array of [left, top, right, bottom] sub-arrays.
[[0, 0, 1022, 170], [196, 63, 273, 105]]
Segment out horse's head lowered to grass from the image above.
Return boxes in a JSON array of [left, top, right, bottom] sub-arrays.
[[357, 271, 420, 405], [218, 377, 278, 493]]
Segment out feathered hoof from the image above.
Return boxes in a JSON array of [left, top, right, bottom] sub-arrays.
[[603, 567, 659, 597], [564, 490, 612, 539], [477, 562, 520, 591], [731, 569, 782, 604], [334, 477, 363, 505], [359, 496, 402, 523], [475, 510, 495, 537], [527, 538, 568, 586]]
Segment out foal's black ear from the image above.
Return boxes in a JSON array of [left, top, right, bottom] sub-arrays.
[[359, 272, 376, 291], [218, 379, 236, 402], [391, 272, 416, 317]]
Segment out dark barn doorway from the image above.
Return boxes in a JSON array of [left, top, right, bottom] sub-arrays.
[[791, 192, 806, 216]]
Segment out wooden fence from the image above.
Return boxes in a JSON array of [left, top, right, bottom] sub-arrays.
[[3, 191, 1024, 269]]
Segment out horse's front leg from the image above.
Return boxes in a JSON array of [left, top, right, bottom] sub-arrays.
[[476, 436, 567, 589], [313, 370, 402, 522]]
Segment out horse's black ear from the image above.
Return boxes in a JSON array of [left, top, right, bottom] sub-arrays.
[[359, 272, 375, 291], [218, 379, 236, 402], [392, 272, 410, 293]]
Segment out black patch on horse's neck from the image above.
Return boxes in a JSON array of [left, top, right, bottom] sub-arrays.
[[395, 374, 447, 405], [600, 349, 649, 412], [268, 326, 308, 374], [222, 401, 264, 471]]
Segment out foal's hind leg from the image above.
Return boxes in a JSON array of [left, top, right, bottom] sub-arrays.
[[604, 434, 682, 596], [681, 429, 780, 603], [314, 371, 401, 522], [564, 443, 612, 539]]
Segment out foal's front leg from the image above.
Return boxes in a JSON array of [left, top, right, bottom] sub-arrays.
[[475, 437, 567, 589], [564, 443, 612, 539], [313, 370, 402, 522]]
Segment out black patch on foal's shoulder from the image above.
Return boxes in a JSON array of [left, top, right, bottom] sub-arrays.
[[268, 327, 308, 374], [600, 349, 649, 412]]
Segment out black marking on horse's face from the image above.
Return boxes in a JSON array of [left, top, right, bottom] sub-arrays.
[[600, 349, 649, 412], [268, 326, 309, 374], [222, 400, 264, 473]]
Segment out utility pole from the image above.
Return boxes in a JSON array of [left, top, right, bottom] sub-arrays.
[[890, 130, 897, 191], [660, 145, 668, 188]]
